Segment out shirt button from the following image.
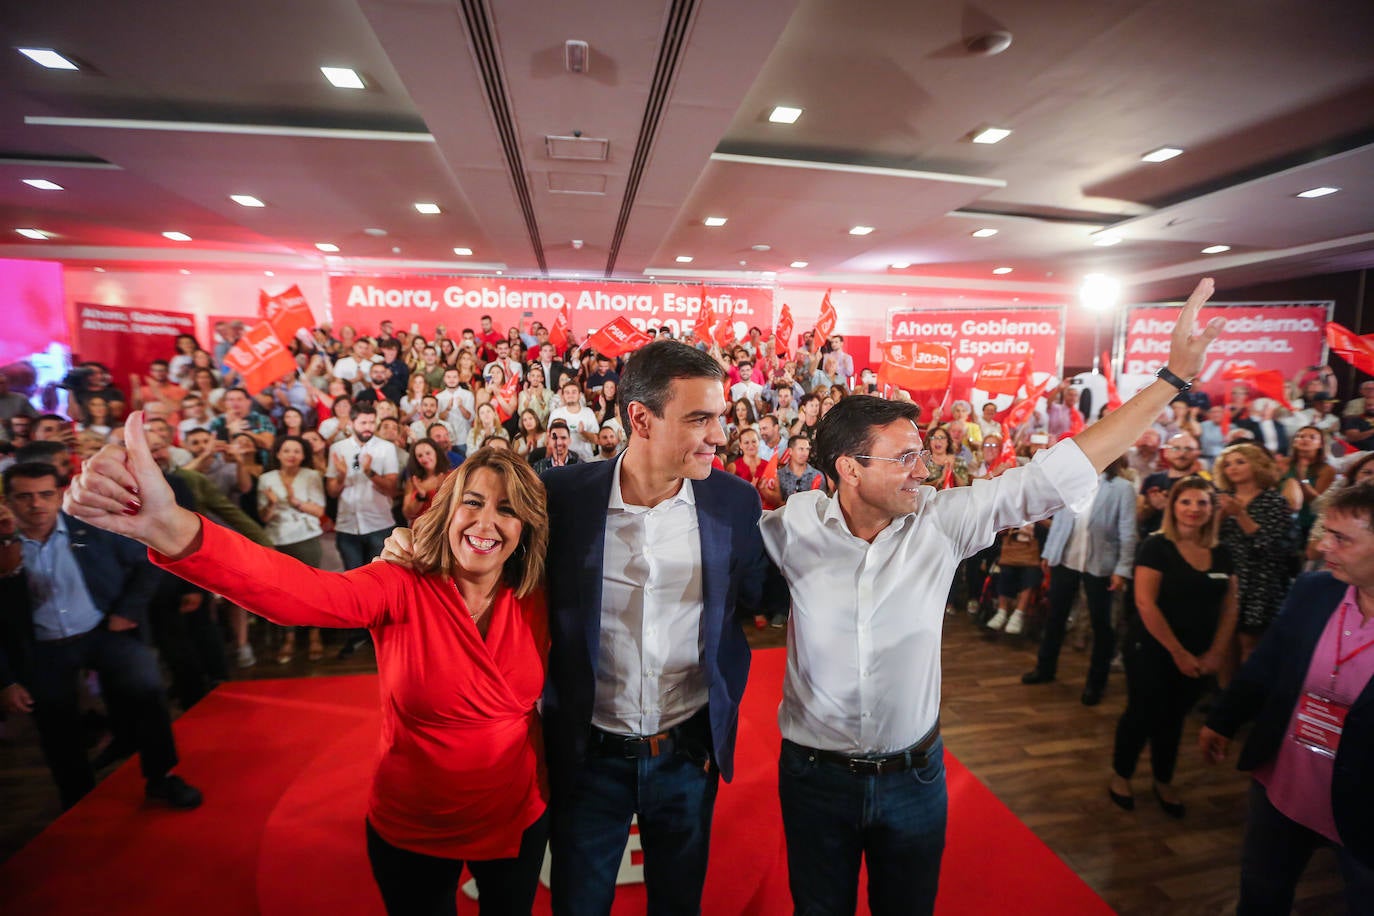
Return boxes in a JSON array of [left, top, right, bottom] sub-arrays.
[[863, 670, 871, 678], [862, 712, 872, 719]]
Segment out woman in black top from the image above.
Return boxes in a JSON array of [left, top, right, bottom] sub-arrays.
[[1111, 476, 1238, 817], [1214, 443, 1294, 660]]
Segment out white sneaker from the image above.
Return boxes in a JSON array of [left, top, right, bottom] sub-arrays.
[[966, 600, 980, 616], [987, 609, 1008, 631], [236, 644, 256, 668], [1006, 610, 1026, 635]]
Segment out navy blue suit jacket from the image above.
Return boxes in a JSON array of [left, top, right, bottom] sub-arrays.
[[1207, 572, 1374, 864], [0, 513, 161, 687], [539, 459, 779, 789]]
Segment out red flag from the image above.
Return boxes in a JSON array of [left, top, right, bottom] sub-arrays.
[[713, 306, 737, 350], [974, 360, 1028, 397], [1067, 408, 1085, 436], [224, 323, 297, 394], [1222, 385, 1232, 437], [259, 285, 315, 346], [1327, 323, 1374, 376], [549, 302, 571, 351], [697, 286, 716, 343], [500, 365, 521, 400], [992, 422, 1018, 473], [1221, 364, 1292, 409], [757, 450, 782, 509], [586, 316, 652, 358], [812, 289, 837, 343], [876, 341, 951, 393], [1101, 352, 1123, 411], [941, 461, 956, 490], [999, 372, 1053, 429], [774, 304, 794, 358]]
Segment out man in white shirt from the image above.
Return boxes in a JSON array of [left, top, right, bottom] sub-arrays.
[[757, 414, 787, 461], [548, 380, 599, 463], [325, 404, 399, 657], [434, 368, 475, 448], [408, 395, 453, 446], [588, 421, 622, 461], [759, 278, 1223, 915], [332, 339, 378, 384]]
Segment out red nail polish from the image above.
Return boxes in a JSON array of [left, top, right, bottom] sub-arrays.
[[122, 506, 140, 516], [125, 499, 142, 513]]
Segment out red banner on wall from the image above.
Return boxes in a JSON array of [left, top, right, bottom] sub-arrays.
[[886, 307, 1064, 401], [1121, 302, 1330, 399], [327, 276, 773, 343], [72, 303, 197, 398]]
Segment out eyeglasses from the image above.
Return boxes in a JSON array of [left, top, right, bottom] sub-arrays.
[[1165, 446, 1199, 453], [853, 450, 934, 473]]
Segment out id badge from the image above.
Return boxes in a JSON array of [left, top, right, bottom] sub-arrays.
[[1291, 692, 1348, 759]]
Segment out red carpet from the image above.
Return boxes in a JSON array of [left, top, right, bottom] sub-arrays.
[[1, 649, 1112, 914]]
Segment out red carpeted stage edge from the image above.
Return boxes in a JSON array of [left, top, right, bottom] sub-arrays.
[[0, 648, 1112, 914]]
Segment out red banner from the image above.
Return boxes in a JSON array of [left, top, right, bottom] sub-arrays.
[[1221, 365, 1293, 409], [1121, 303, 1329, 400], [1327, 323, 1374, 377], [72, 303, 198, 400], [585, 316, 653, 358], [224, 322, 297, 393], [327, 276, 771, 343], [877, 341, 951, 393], [887, 307, 1064, 404], [260, 284, 316, 346]]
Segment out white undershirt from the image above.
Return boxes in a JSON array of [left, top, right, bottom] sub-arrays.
[[592, 454, 707, 736]]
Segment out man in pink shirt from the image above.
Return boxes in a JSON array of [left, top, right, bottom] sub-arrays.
[[1202, 484, 1374, 913]]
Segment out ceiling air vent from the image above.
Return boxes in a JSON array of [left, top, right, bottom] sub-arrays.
[[547, 172, 607, 195], [546, 135, 609, 161]]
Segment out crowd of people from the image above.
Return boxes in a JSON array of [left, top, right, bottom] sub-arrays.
[[4, 283, 1374, 914]]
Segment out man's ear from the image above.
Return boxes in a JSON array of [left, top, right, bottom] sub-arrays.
[[626, 401, 653, 440]]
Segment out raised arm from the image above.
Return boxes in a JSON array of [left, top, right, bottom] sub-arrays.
[[1074, 278, 1223, 471], [65, 412, 392, 630]]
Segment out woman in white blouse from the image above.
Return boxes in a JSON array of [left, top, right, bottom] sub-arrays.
[[257, 435, 329, 663]]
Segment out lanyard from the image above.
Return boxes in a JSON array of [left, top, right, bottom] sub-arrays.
[[1333, 604, 1374, 679]]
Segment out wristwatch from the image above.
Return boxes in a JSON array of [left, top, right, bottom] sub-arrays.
[[1155, 366, 1193, 392]]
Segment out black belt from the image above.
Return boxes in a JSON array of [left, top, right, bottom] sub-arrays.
[[590, 708, 709, 759], [798, 721, 941, 776]]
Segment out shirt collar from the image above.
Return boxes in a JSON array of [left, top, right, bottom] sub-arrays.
[[21, 513, 68, 547], [609, 452, 695, 513], [820, 489, 917, 540]]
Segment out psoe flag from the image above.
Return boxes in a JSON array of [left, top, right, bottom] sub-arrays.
[[585, 316, 652, 358], [224, 323, 297, 393], [876, 341, 951, 393]]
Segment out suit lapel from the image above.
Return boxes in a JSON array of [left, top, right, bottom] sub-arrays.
[[575, 462, 615, 673], [694, 476, 730, 670]]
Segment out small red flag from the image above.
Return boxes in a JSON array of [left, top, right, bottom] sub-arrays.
[[1221, 364, 1292, 410], [1327, 323, 1374, 377], [774, 304, 794, 358], [1101, 352, 1123, 411], [586, 316, 652, 358], [812, 289, 837, 344], [549, 302, 571, 351], [259, 285, 315, 346], [224, 323, 297, 394], [876, 341, 951, 394], [974, 360, 1027, 398]]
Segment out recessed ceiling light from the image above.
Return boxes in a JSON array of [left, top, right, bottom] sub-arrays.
[[23, 179, 63, 191], [320, 66, 365, 89], [453, 247, 473, 256], [676, 255, 694, 263], [768, 106, 803, 124], [93, 267, 105, 272], [849, 226, 874, 236], [179, 269, 191, 275], [971, 228, 998, 238], [315, 242, 340, 252], [1201, 245, 1231, 254], [790, 260, 809, 269], [751, 244, 772, 252], [1141, 147, 1184, 163], [1296, 186, 1340, 199], [264, 270, 274, 277], [971, 127, 1012, 144], [992, 266, 1014, 274], [163, 231, 192, 242], [1093, 235, 1123, 247], [230, 194, 265, 207], [18, 48, 78, 70], [16, 228, 49, 240], [890, 262, 910, 269], [414, 202, 441, 214], [703, 216, 728, 227], [364, 228, 388, 237]]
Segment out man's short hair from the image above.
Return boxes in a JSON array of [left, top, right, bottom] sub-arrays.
[[547, 418, 571, 434], [224, 387, 251, 400], [618, 340, 726, 430], [1326, 484, 1374, 531], [812, 395, 920, 481], [4, 460, 64, 491], [185, 427, 211, 439], [150, 359, 169, 369], [352, 402, 379, 418], [14, 441, 68, 465], [379, 338, 401, 351], [426, 422, 449, 437]]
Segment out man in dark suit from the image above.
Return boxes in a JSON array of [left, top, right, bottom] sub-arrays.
[[0, 462, 201, 810], [540, 341, 779, 915], [1202, 483, 1374, 913]]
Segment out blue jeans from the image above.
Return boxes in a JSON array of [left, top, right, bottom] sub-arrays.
[[779, 737, 947, 916], [335, 526, 395, 571], [1239, 781, 1374, 915], [550, 737, 719, 916]]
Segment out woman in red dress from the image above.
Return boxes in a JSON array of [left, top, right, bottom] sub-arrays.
[[66, 414, 551, 916], [727, 427, 767, 484]]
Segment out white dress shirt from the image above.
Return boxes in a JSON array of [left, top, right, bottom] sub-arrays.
[[759, 440, 1097, 754], [592, 455, 707, 736], [257, 468, 326, 546], [325, 436, 399, 535], [435, 386, 475, 445], [549, 405, 600, 462]]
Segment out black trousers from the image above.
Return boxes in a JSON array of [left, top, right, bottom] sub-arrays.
[[366, 813, 549, 916], [1036, 565, 1115, 691], [1111, 643, 1203, 784], [28, 627, 179, 809], [150, 587, 226, 710]]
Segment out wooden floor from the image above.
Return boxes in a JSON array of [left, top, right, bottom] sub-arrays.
[[0, 612, 1345, 914]]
